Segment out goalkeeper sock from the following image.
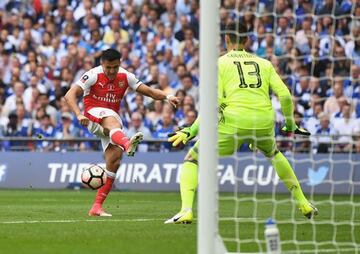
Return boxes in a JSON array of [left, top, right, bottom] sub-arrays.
[[180, 161, 198, 211], [94, 170, 116, 206], [109, 128, 130, 151], [270, 152, 308, 205]]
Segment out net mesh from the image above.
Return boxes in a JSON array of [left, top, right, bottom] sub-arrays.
[[217, 0, 360, 253]]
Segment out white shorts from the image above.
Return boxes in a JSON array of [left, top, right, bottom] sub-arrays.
[[86, 107, 123, 151]]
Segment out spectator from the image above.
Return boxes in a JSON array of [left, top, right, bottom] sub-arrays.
[[158, 74, 175, 95], [0, 0, 356, 152], [23, 76, 46, 110], [147, 100, 164, 127], [32, 114, 55, 151], [295, 18, 313, 54], [35, 93, 57, 125], [314, 112, 337, 153], [333, 44, 351, 77], [35, 65, 52, 91], [180, 74, 198, 105], [295, 77, 311, 111], [153, 105, 176, 152], [2, 81, 25, 118], [170, 63, 187, 89], [156, 26, 180, 56], [317, 0, 342, 16], [305, 103, 324, 135], [323, 82, 346, 115], [176, 0, 191, 16], [178, 108, 197, 127], [309, 76, 327, 98], [89, 30, 109, 65], [345, 26, 360, 66], [103, 18, 129, 46], [53, 112, 80, 151], [345, 64, 360, 99], [175, 16, 190, 41], [333, 103, 360, 151], [126, 111, 152, 152]]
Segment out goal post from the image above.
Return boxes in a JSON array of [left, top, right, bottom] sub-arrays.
[[198, 0, 224, 254]]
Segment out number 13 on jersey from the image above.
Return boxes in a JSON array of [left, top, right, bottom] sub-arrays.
[[233, 61, 262, 88]]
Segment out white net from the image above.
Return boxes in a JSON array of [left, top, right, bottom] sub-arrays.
[[219, 145, 360, 253], [217, 0, 360, 253]]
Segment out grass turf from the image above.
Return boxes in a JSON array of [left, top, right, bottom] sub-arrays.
[[0, 190, 359, 254]]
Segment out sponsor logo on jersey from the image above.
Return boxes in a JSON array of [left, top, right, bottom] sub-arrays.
[[98, 82, 105, 88]]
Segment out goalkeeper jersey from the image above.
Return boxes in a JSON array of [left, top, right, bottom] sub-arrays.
[[218, 49, 291, 130]]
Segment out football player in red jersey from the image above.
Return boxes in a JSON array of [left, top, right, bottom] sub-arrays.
[[65, 48, 179, 216]]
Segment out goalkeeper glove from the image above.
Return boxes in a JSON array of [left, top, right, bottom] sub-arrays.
[[281, 125, 311, 136], [167, 127, 196, 147]]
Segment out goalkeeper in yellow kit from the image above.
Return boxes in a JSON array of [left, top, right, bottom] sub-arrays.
[[164, 23, 318, 224]]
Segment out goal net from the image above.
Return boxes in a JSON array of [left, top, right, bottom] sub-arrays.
[[199, 0, 360, 253]]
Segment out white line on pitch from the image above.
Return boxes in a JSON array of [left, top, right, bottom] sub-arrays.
[[0, 218, 164, 224]]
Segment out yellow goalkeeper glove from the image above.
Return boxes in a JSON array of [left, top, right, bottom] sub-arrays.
[[167, 127, 196, 147], [281, 125, 311, 136]]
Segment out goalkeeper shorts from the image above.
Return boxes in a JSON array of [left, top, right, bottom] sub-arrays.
[[186, 126, 277, 162]]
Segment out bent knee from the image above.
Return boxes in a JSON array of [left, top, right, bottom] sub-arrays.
[[184, 153, 198, 165]]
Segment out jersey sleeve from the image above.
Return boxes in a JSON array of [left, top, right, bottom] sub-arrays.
[[126, 71, 142, 91], [217, 59, 225, 105], [268, 64, 291, 98], [268, 64, 296, 130], [74, 70, 97, 91]]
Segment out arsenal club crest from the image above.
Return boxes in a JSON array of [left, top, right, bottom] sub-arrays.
[[118, 81, 125, 88]]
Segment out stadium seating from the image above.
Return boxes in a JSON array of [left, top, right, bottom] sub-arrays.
[[0, 0, 359, 153]]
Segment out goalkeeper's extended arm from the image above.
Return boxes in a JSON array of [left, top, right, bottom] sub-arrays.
[[279, 94, 297, 131], [279, 94, 310, 136], [269, 64, 310, 136], [168, 117, 199, 146]]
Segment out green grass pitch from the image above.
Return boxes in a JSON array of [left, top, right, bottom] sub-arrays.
[[0, 190, 359, 254]]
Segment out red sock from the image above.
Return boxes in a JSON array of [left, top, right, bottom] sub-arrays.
[[109, 128, 130, 150], [94, 176, 115, 206]]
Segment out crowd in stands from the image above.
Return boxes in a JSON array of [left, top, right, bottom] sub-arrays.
[[0, 0, 359, 153]]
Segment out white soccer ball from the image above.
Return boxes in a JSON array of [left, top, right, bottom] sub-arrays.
[[81, 165, 107, 190]]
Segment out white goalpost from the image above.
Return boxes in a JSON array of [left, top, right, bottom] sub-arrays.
[[198, 0, 224, 254]]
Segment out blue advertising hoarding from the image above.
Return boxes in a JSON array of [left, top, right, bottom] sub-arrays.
[[0, 152, 359, 194]]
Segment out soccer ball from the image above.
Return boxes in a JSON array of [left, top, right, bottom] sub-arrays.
[[81, 165, 107, 190]]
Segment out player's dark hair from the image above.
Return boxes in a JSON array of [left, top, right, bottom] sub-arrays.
[[101, 48, 122, 62], [225, 22, 248, 44]]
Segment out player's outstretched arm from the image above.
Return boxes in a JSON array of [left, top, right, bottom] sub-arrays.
[[64, 86, 89, 127], [268, 65, 310, 136], [135, 83, 180, 108], [168, 117, 199, 146]]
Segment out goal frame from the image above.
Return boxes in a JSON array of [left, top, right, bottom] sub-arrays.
[[198, 0, 226, 254]]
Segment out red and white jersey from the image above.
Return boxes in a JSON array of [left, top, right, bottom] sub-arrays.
[[75, 66, 142, 113]]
